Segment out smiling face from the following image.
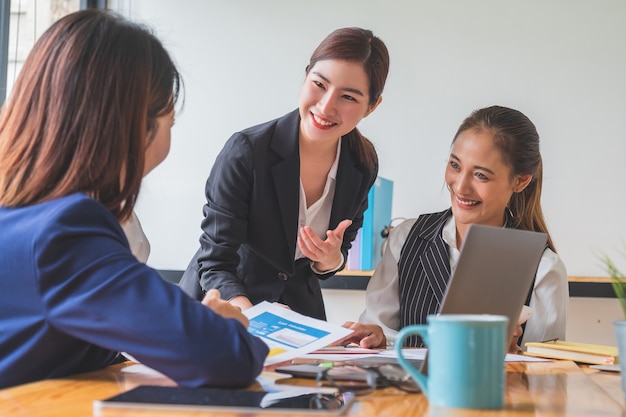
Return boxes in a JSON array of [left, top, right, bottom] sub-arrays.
[[298, 59, 381, 147], [445, 127, 531, 242]]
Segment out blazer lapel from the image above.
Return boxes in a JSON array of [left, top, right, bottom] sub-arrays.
[[417, 211, 451, 305]]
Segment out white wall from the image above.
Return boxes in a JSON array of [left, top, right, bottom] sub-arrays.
[[113, 1, 626, 278]]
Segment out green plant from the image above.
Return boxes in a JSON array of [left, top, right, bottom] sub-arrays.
[[603, 254, 626, 319]]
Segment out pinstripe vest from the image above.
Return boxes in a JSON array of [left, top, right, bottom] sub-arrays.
[[398, 209, 451, 347]]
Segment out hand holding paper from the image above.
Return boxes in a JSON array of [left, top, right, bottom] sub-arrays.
[[202, 289, 249, 328]]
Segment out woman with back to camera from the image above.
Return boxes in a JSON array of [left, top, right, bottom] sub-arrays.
[[0, 9, 268, 389], [179, 27, 390, 320], [338, 105, 568, 349]]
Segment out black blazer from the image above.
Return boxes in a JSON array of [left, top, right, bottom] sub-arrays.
[[179, 109, 377, 319]]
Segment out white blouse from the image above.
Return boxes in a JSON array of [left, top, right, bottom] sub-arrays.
[[296, 139, 344, 274], [120, 210, 151, 264]]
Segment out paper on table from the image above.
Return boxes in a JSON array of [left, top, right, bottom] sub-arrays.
[[374, 348, 543, 362], [377, 348, 428, 360], [298, 348, 544, 364], [506, 353, 549, 362], [244, 301, 354, 366], [310, 345, 380, 354], [294, 348, 426, 364], [589, 364, 620, 372]]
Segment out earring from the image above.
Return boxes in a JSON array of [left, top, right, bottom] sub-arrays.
[[507, 207, 514, 218]]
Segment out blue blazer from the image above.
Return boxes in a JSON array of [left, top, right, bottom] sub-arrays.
[[0, 194, 268, 389], [179, 109, 377, 319]]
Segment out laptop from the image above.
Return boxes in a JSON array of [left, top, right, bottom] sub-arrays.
[[437, 223, 546, 344], [277, 224, 546, 380]]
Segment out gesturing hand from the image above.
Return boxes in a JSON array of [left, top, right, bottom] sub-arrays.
[[298, 219, 352, 272], [201, 289, 250, 328]]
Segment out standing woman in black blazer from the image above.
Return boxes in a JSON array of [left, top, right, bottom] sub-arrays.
[[179, 28, 390, 320]]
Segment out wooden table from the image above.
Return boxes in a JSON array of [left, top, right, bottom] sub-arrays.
[[0, 360, 624, 416]]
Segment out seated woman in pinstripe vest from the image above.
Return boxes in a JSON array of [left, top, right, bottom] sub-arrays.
[[337, 105, 568, 350]]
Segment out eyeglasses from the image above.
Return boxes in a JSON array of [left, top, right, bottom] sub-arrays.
[[309, 391, 355, 411], [315, 364, 421, 396]]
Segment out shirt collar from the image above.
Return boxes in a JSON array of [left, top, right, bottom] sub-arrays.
[[442, 214, 457, 248]]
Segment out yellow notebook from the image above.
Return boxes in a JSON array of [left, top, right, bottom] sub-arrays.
[[524, 340, 619, 365]]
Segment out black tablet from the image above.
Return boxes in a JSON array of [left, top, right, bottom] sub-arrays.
[[93, 385, 354, 416]]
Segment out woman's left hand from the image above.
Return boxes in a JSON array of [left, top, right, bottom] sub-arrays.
[[298, 219, 352, 272], [509, 324, 524, 353], [335, 321, 387, 349]]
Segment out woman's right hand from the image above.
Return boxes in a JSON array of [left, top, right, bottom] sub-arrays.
[[201, 289, 249, 328]]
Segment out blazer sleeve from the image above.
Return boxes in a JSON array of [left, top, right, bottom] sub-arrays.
[[196, 132, 256, 299], [38, 197, 268, 388]]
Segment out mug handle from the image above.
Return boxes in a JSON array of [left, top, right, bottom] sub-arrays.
[[395, 325, 429, 396]]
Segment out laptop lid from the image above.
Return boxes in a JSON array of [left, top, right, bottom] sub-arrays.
[[438, 223, 547, 344]]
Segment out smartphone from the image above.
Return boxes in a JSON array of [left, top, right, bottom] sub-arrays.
[[93, 385, 354, 416]]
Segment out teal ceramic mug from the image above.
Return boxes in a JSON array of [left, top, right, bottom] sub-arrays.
[[395, 314, 508, 409]]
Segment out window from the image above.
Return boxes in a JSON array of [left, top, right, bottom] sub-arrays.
[[0, 0, 85, 104]]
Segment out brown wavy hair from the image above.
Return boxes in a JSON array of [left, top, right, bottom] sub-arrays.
[[0, 9, 181, 221], [453, 105, 556, 251], [305, 27, 390, 172]]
